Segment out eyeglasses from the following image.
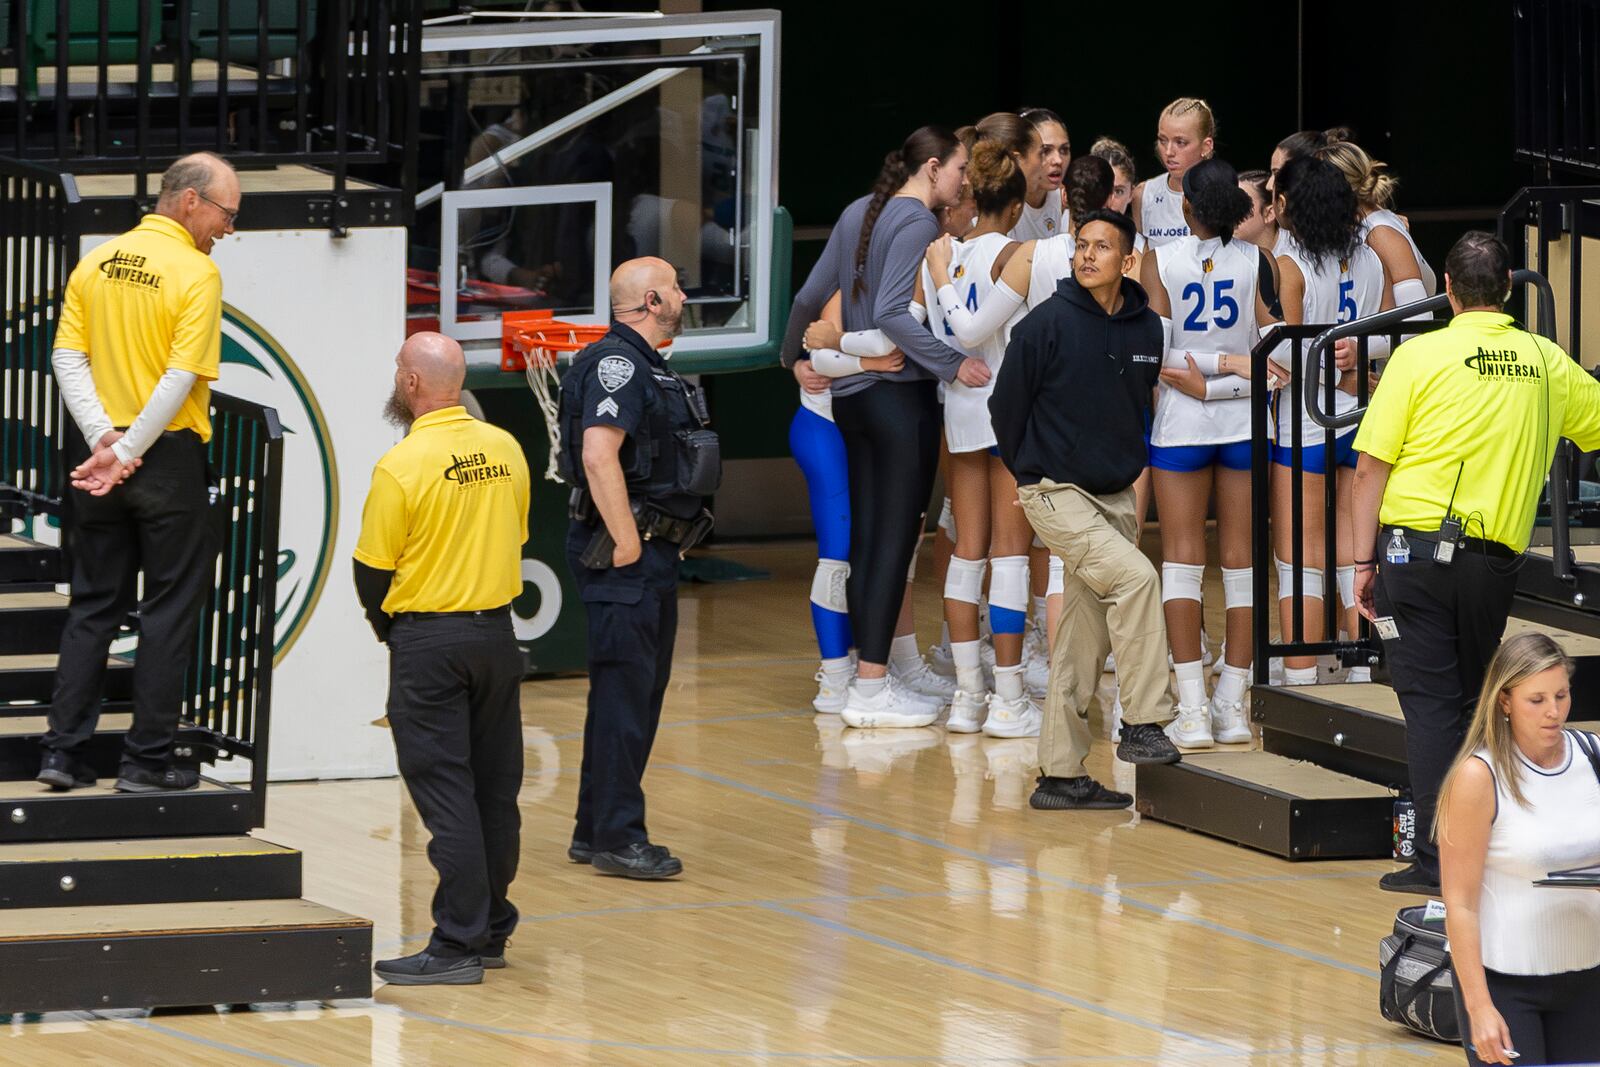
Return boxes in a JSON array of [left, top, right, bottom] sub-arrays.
[[197, 191, 240, 227]]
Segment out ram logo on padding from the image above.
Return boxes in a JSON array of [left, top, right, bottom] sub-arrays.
[[597, 355, 635, 392]]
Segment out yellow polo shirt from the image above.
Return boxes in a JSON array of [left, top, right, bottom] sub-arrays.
[[1354, 311, 1600, 551], [354, 407, 531, 613], [54, 213, 223, 440]]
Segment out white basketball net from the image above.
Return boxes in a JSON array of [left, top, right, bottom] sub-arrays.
[[522, 352, 565, 483]]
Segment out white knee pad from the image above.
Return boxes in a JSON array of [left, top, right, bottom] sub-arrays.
[[988, 555, 1031, 614], [938, 496, 956, 540], [810, 558, 849, 613], [944, 555, 986, 605], [1222, 566, 1252, 611], [1274, 557, 1324, 600], [1161, 561, 1206, 605], [1046, 555, 1064, 598], [1336, 565, 1356, 610]]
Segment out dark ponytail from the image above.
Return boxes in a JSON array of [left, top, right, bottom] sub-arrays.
[[854, 126, 961, 298], [1274, 155, 1361, 264], [1181, 158, 1251, 241], [1064, 154, 1114, 224]]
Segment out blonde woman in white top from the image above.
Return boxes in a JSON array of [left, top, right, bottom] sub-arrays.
[[1438, 632, 1600, 1066]]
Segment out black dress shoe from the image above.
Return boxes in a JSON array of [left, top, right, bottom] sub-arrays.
[[591, 842, 683, 880], [114, 765, 200, 793], [1029, 775, 1133, 810], [1116, 722, 1182, 765], [36, 751, 97, 791], [568, 840, 594, 864], [374, 950, 483, 986], [1379, 863, 1441, 896], [481, 938, 510, 969]]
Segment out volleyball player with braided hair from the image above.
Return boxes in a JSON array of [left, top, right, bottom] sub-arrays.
[[1317, 139, 1437, 300], [1141, 158, 1285, 747], [781, 127, 990, 728], [1133, 98, 1216, 248]]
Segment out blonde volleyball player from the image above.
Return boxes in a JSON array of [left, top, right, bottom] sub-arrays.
[[922, 141, 1039, 737], [1141, 159, 1286, 747], [1317, 140, 1437, 299], [1270, 155, 1394, 686], [1013, 108, 1071, 240], [1132, 98, 1216, 249]]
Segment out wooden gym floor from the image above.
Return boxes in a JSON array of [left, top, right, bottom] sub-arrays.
[[0, 541, 1458, 1066]]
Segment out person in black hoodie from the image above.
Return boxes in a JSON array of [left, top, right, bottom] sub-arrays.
[[991, 209, 1182, 811]]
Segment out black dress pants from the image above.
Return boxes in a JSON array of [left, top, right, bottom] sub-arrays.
[[45, 431, 214, 770], [1454, 963, 1600, 1065], [386, 610, 525, 958], [1375, 548, 1518, 880], [566, 526, 679, 853]]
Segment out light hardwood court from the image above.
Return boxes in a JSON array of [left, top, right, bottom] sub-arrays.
[[0, 543, 1459, 1066]]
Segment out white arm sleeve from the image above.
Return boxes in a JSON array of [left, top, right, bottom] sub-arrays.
[[909, 300, 928, 325], [936, 279, 1024, 348], [110, 369, 199, 464], [1392, 277, 1430, 312], [1163, 349, 1225, 374], [1205, 375, 1252, 400], [808, 348, 865, 378], [839, 329, 896, 358], [52, 348, 115, 450]]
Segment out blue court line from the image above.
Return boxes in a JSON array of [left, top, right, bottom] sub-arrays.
[[660, 764, 1380, 981], [756, 902, 1239, 1054], [123, 1018, 320, 1067]]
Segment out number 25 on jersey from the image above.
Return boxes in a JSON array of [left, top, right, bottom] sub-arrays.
[[1181, 279, 1239, 332]]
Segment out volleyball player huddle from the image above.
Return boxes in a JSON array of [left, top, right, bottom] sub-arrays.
[[783, 99, 1435, 753]]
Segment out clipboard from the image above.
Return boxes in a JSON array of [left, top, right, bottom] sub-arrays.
[[1534, 864, 1600, 888]]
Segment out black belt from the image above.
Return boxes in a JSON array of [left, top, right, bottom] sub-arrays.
[[1393, 525, 1517, 560], [569, 487, 710, 547], [393, 605, 511, 622]]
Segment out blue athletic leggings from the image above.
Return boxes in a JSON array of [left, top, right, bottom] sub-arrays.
[[789, 405, 853, 660]]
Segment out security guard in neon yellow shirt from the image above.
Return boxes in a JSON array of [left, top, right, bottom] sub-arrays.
[[1351, 231, 1600, 896]]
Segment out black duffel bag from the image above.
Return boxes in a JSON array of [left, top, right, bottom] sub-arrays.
[[1379, 905, 1459, 1043]]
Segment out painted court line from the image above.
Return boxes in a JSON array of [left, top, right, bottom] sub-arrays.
[[124, 1018, 320, 1067]]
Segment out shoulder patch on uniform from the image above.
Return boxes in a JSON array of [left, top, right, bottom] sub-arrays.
[[596, 397, 620, 418], [597, 355, 635, 392]]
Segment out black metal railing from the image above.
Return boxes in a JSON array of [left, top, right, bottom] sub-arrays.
[[2, 0, 422, 204], [184, 391, 284, 819], [0, 155, 76, 516], [1513, 0, 1600, 176]]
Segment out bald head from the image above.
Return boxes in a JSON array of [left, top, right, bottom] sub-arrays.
[[157, 152, 240, 256], [399, 332, 466, 395], [609, 257, 685, 346]]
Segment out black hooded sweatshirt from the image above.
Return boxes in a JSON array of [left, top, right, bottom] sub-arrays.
[[990, 274, 1163, 495]]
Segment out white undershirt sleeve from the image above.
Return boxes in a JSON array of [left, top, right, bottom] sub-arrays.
[[909, 300, 928, 326], [110, 369, 198, 464], [808, 348, 865, 378], [936, 280, 1024, 349], [51, 348, 115, 450], [1205, 375, 1252, 400]]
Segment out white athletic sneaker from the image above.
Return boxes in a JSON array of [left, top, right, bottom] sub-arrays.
[[812, 666, 852, 715], [1022, 626, 1050, 697], [1211, 642, 1227, 677], [1201, 632, 1213, 668], [946, 690, 988, 734], [1104, 652, 1117, 673], [982, 693, 1042, 739], [1164, 702, 1214, 748], [891, 656, 956, 705], [1109, 695, 1125, 742], [841, 676, 940, 729], [927, 639, 956, 679], [1210, 696, 1252, 744], [1345, 666, 1372, 684]]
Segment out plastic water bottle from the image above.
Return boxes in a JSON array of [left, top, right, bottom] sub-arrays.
[[1385, 529, 1411, 565]]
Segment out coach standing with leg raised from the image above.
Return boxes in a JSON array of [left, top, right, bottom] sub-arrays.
[[39, 153, 238, 794], [1352, 231, 1600, 896], [559, 257, 719, 880]]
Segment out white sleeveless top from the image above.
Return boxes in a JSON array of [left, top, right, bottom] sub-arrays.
[[1362, 208, 1437, 296], [1474, 733, 1600, 976], [1027, 233, 1076, 310], [1009, 188, 1065, 242], [1272, 238, 1385, 447], [1140, 178, 1190, 247], [941, 232, 1022, 452], [1151, 235, 1261, 447], [1271, 228, 1293, 261]]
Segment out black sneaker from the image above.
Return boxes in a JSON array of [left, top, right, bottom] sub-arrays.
[[374, 950, 483, 986], [1379, 863, 1441, 896], [481, 938, 510, 970], [36, 751, 97, 791], [114, 765, 200, 793], [568, 840, 594, 864], [1116, 722, 1182, 765], [591, 842, 683, 880], [1029, 775, 1133, 810]]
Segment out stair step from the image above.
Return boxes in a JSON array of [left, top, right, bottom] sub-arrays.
[[1253, 682, 1409, 786], [0, 591, 69, 655], [1135, 750, 1395, 860], [0, 713, 226, 780], [0, 836, 300, 909], [1521, 545, 1600, 617], [0, 654, 133, 703], [0, 778, 256, 843], [0, 535, 61, 583], [0, 899, 371, 1013]]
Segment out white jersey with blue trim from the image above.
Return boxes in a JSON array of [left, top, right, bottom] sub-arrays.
[[1150, 235, 1261, 447], [1140, 178, 1190, 247], [1027, 233, 1076, 310], [1361, 208, 1437, 296], [940, 231, 1019, 452], [1273, 237, 1385, 448], [1009, 187, 1065, 242]]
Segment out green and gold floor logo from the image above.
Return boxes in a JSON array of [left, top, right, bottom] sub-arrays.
[[216, 305, 337, 663]]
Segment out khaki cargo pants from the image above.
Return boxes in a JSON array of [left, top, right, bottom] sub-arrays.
[[1018, 478, 1170, 779]]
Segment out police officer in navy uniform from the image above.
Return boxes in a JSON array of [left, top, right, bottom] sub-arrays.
[[559, 257, 719, 880]]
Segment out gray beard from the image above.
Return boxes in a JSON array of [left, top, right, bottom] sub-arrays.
[[383, 387, 413, 431]]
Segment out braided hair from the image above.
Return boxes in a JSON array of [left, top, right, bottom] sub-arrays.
[[853, 126, 962, 298], [1064, 155, 1115, 223]]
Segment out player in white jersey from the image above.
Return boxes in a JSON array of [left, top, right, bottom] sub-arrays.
[[1317, 139, 1438, 300], [1270, 156, 1395, 687], [920, 141, 1039, 738], [1236, 170, 1286, 311], [1133, 98, 1216, 249], [1141, 159, 1286, 748], [1267, 126, 1350, 195], [1011, 108, 1071, 241]]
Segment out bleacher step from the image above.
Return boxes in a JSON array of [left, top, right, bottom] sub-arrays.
[[0, 777, 255, 843], [0, 836, 300, 909], [0, 653, 133, 704], [0, 898, 371, 1013], [0, 534, 61, 583], [1135, 750, 1395, 860], [0, 712, 225, 780], [0, 591, 69, 654]]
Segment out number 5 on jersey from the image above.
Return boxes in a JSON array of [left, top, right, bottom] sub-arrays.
[[1181, 279, 1239, 332]]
